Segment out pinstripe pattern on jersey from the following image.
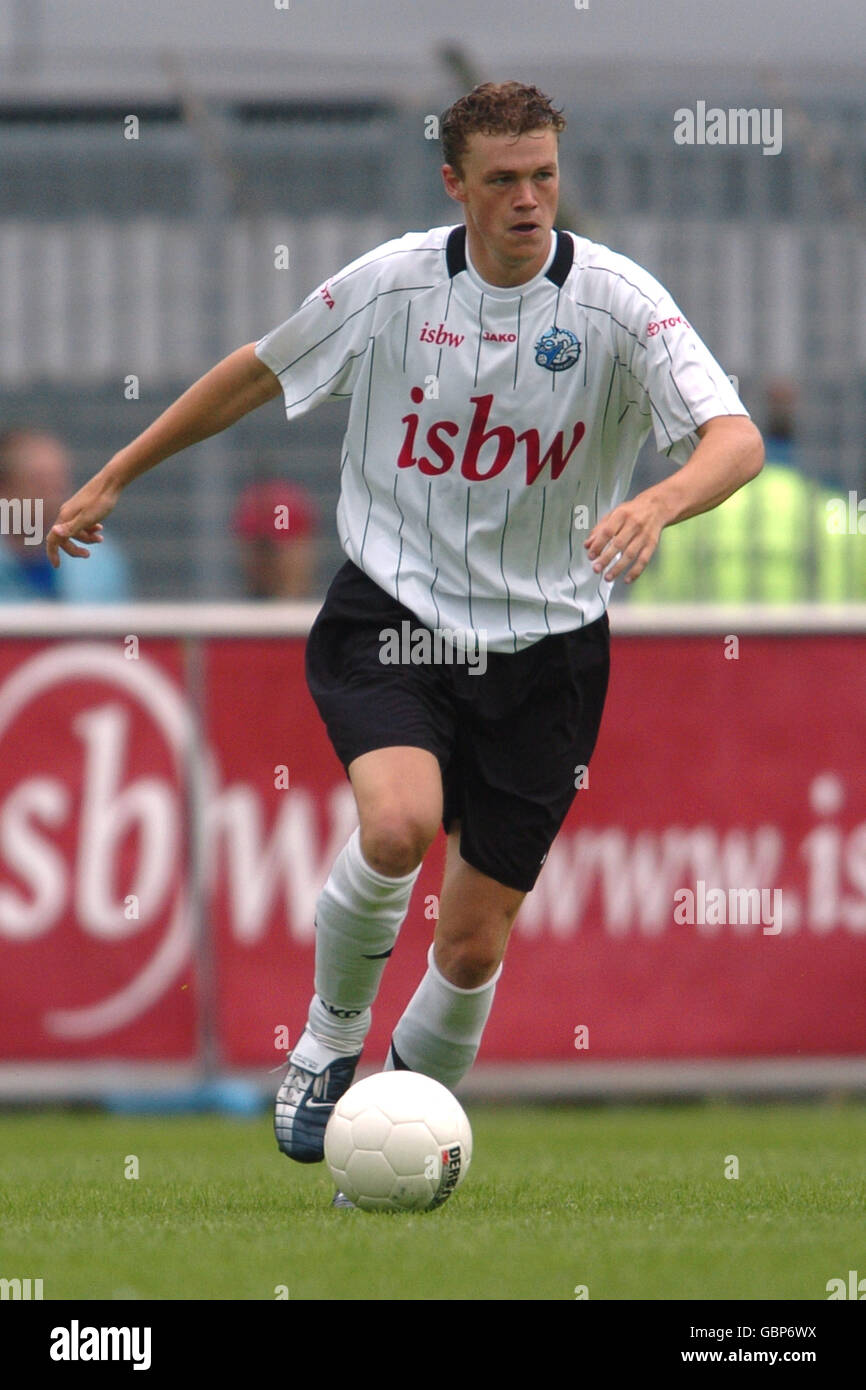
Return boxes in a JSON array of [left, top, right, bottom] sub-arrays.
[[566, 482, 583, 618], [283, 348, 369, 410], [498, 489, 516, 650], [423, 482, 443, 629], [463, 488, 473, 629], [392, 472, 407, 603], [472, 294, 485, 389], [277, 285, 436, 399], [534, 484, 551, 634], [257, 224, 747, 651], [356, 337, 377, 566], [512, 297, 522, 391], [401, 302, 412, 375], [439, 279, 456, 383]]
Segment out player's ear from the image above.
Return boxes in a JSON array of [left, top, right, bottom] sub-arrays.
[[441, 164, 467, 204]]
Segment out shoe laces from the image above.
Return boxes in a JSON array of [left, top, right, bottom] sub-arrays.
[[277, 1060, 330, 1109]]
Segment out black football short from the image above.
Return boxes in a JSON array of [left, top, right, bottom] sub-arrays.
[[305, 561, 610, 893]]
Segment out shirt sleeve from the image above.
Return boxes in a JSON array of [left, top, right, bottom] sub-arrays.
[[612, 262, 749, 466], [254, 238, 403, 421]]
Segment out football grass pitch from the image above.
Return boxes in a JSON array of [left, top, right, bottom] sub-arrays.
[[1, 1101, 864, 1302]]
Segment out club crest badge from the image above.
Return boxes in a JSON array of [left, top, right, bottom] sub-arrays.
[[535, 326, 581, 372]]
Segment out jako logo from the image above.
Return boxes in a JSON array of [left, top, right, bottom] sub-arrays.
[[483, 331, 517, 342], [397, 387, 585, 483], [419, 321, 464, 348], [50, 1321, 152, 1371]]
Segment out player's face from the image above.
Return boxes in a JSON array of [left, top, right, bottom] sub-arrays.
[[442, 128, 560, 288]]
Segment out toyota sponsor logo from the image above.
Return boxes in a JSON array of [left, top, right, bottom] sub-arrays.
[[646, 315, 691, 338]]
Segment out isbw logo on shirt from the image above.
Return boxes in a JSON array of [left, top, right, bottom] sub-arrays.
[[418, 320, 465, 348], [397, 386, 586, 484]]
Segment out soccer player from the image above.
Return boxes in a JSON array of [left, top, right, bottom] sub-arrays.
[[46, 82, 763, 1171]]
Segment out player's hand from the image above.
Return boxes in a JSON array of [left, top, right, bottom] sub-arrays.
[[46, 473, 122, 568], [585, 494, 668, 584]]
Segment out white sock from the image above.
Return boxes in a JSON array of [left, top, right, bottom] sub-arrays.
[[301, 827, 420, 1057], [387, 944, 502, 1088]]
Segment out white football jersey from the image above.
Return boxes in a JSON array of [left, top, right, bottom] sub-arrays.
[[255, 225, 746, 651]]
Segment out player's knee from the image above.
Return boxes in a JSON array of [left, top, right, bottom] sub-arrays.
[[435, 937, 504, 990], [360, 813, 437, 878]]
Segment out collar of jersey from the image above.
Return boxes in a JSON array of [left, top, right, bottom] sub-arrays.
[[462, 229, 558, 300]]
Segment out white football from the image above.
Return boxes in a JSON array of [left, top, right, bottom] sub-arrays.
[[324, 1070, 473, 1212]]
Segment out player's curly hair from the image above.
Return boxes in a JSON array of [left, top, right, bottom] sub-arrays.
[[441, 82, 566, 174]]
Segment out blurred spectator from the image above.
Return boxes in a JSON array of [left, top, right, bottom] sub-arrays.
[[233, 480, 319, 598], [629, 382, 866, 602], [0, 429, 131, 603]]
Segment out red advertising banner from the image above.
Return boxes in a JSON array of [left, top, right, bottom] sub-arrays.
[[1, 630, 865, 1070], [0, 639, 194, 1060]]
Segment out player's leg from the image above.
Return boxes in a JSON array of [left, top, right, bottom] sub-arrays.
[[433, 830, 525, 986], [306, 745, 442, 1050], [386, 827, 524, 1086], [275, 745, 444, 1161], [275, 562, 455, 1163], [385, 612, 611, 1090], [351, 745, 443, 875]]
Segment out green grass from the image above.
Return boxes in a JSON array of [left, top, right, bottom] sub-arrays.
[[0, 1102, 864, 1300]]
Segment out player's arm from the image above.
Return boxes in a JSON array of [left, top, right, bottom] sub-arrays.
[[46, 343, 282, 567], [585, 414, 764, 585]]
